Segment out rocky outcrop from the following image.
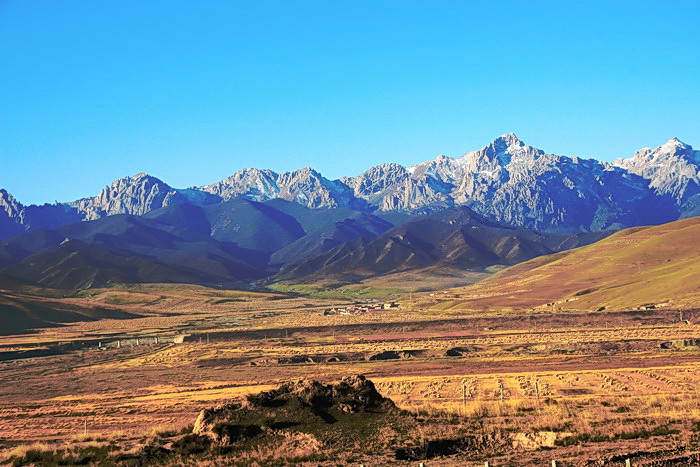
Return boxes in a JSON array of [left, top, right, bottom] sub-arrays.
[[193, 375, 395, 445]]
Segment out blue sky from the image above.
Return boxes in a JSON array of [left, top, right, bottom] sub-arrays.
[[1, 1, 699, 205]]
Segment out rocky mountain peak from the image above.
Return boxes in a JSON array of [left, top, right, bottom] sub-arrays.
[[496, 132, 522, 146], [276, 167, 352, 209], [613, 138, 699, 206], [68, 173, 183, 220], [0, 189, 23, 219], [467, 133, 544, 168], [202, 168, 280, 201], [658, 137, 698, 161], [345, 163, 410, 196], [282, 166, 322, 180]]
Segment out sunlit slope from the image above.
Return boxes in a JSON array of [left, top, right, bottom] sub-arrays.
[[409, 217, 700, 312]]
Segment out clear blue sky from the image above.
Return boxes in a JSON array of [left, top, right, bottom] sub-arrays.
[[1, 1, 699, 205]]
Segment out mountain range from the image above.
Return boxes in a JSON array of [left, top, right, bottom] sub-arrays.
[[0, 134, 697, 290], [0, 198, 608, 289], [2, 134, 698, 240]]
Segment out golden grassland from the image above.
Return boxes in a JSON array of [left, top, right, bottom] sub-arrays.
[[2, 280, 700, 464]]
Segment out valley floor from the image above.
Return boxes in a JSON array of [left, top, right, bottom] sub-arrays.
[[1, 285, 700, 464]]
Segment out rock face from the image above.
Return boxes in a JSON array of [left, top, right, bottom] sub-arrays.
[[68, 172, 187, 220], [2, 134, 698, 240], [614, 137, 700, 217], [341, 161, 455, 212], [192, 375, 395, 445], [0, 189, 24, 238], [202, 167, 361, 209], [201, 168, 280, 202]]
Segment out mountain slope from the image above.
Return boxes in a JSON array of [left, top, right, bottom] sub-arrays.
[[275, 206, 610, 283], [408, 217, 700, 312], [0, 199, 397, 289], [0, 205, 270, 289], [201, 199, 305, 254], [269, 212, 393, 266]]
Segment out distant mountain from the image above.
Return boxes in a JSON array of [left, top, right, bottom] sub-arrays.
[[0, 199, 396, 289], [274, 206, 611, 283], [2, 134, 695, 242], [407, 217, 700, 312], [0, 196, 612, 290]]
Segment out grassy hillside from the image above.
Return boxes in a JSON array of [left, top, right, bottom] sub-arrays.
[[406, 217, 700, 312], [0, 290, 139, 335]]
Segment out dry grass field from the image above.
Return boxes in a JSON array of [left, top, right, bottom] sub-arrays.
[[2, 282, 700, 464]]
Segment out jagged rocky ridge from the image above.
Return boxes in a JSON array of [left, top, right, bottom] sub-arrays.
[[2, 135, 698, 241]]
